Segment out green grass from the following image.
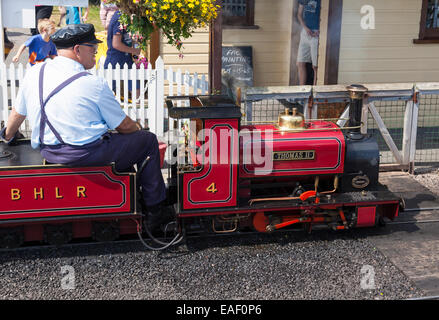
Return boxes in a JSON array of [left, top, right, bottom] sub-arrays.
[[86, 5, 105, 32]]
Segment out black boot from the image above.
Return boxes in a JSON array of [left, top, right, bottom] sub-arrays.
[[144, 202, 174, 233]]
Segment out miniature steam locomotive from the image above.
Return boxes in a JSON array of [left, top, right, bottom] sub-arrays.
[[0, 85, 402, 249]]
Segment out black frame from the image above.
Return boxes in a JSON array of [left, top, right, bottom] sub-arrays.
[[221, 0, 255, 27], [417, 0, 439, 41]]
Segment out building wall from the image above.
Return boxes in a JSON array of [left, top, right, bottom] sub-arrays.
[[338, 0, 439, 84], [222, 0, 293, 87], [161, 26, 210, 76], [316, 0, 330, 85], [160, 0, 295, 88]]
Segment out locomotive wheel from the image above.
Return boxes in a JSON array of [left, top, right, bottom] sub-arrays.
[[252, 212, 268, 233], [0, 227, 24, 249], [252, 212, 274, 233], [92, 221, 120, 242], [44, 224, 73, 246]]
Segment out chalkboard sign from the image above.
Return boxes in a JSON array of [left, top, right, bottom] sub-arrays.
[[221, 46, 253, 93]]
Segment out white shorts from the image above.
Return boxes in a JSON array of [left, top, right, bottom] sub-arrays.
[[297, 28, 319, 67]]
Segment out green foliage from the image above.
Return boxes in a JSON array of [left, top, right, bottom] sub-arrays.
[[107, 0, 220, 52]]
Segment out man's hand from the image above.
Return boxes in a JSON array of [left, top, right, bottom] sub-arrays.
[[305, 27, 314, 37], [3, 109, 26, 141], [0, 127, 24, 145]]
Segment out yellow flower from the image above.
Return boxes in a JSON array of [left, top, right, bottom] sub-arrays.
[[151, 2, 157, 7], [193, 18, 198, 23], [177, 2, 182, 8]]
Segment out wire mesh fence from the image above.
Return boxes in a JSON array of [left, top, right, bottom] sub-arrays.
[[366, 99, 406, 164], [242, 86, 439, 171], [415, 94, 439, 164]]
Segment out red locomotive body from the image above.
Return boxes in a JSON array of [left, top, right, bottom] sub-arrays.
[[240, 121, 345, 178], [167, 90, 401, 237], [0, 87, 402, 249], [0, 166, 133, 220], [182, 118, 239, 210]]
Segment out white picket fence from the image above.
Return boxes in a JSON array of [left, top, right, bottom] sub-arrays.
[[0, 56, 209, 137]]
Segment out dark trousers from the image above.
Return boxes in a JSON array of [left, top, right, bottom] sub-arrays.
[[41, 130, 166, 208]]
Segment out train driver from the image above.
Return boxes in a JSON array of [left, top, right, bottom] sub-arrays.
[[0, 24, 169, 231]]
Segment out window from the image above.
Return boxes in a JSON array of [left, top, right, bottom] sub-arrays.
[[222, 0, 255, 27], [418, 0, 439, 40]]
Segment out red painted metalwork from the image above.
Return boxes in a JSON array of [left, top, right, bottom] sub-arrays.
[[182, 119, 239, 210], [159, 141, 167, 168], [0, 165, 134, 221], [356, 206, 377, 227], [240, 121, 345, 178]]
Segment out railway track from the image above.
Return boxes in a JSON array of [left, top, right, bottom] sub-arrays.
[[1, 207, 439, 253], [386, 207, 439, 225]]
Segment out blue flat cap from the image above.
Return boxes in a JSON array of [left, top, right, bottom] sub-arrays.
[[51, 24, 102, 49]]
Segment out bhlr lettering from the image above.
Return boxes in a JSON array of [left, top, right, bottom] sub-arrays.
[[10, 186, 87, 201]]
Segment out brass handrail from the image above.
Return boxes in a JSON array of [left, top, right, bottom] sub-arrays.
[[240, 124, 362, 134], [242, 118, 350, 124]]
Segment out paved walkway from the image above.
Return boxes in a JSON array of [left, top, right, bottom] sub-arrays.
[[4, 28, 31, 66], [368, 172, 439, 296]]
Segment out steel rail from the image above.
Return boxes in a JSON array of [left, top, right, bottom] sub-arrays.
[[3, 210, 439, 251]]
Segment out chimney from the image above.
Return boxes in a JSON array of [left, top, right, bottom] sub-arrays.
[[346, 84, 368, 138]]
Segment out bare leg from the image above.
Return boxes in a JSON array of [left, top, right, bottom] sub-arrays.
[[297, 62, 308, 85], [313, 66, 318, 85]]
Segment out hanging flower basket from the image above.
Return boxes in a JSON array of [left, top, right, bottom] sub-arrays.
[[107, 0, 220, 52]]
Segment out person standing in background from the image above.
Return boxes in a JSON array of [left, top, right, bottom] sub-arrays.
[[100, 1, 118, 30], [65, 6, 90, 25], [104, 10, 141, 99], [296, 0, 321, 85]]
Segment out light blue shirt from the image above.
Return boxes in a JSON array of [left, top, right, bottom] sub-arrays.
[[15, 56, 126, 148]]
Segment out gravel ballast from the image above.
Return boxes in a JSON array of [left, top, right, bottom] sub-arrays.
[[0, 230, 424, 300]]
